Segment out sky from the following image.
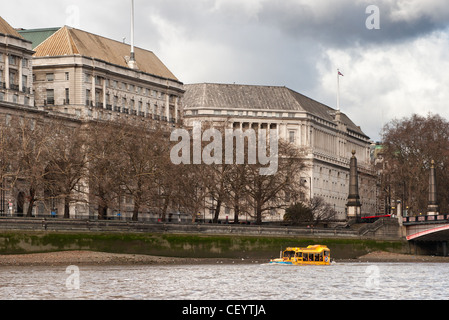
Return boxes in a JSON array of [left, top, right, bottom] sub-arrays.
[[3, 0, 449, 141]]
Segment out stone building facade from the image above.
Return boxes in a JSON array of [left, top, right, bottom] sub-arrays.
[[0, 17, 34, 108], [0, 17, 34, 216], [21, 26, 184, 125], [0, 17, 62, 216], [183, 83, 377, 222], [1, 14, 377, 223], [0, 18, 184, 219]]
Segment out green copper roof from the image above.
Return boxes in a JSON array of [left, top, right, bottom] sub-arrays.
[[18, 27, 60, 49]]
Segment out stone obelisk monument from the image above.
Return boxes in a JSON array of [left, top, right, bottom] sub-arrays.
[[427, 160, 439, 215], [346, 150, 361, 219]]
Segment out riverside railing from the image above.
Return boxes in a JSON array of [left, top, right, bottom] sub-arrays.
[[0, 217, 361, 239]]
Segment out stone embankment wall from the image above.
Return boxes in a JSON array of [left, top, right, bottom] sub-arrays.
[[0, 218, 409, 259], [0, 217, 403, 240]]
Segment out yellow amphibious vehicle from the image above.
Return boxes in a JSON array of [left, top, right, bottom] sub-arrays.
[[269, 245, 331, 266]]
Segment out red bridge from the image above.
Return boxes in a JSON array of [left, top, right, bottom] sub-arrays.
[[403, 215, 449, 241]]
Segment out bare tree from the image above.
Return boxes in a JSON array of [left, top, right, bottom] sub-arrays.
[[0, 121, 20, 215], [172, 163, 208, 222], [245, 139, 307, 224], [45, 120, 89, 218], [85, 121, 123, 219], [14, 118, 52, 217], [283, 197, 337, 226], [381, 113, 449, 215], [308, 197, 338, 225], [116, 122, 167, 221]]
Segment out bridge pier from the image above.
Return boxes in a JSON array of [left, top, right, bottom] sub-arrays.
[[409, 240, 449, 257]]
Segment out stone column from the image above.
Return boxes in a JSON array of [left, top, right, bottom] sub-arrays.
[[175, 96, 179, 123], [165, 93, 170, 120], [346, 150, 361, 219], [103, 78, 107, 108], [91, 75, 95, 107], [18, 57, 23, 92], [5, 54, 9, 90], [427, 160, 439, 215]]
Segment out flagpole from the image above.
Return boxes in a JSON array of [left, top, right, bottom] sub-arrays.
[[337, 69, 341, 111]]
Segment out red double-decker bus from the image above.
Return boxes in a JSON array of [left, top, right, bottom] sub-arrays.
[[360, 214, 391, 223]]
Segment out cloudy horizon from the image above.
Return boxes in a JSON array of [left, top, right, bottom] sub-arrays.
[[3, 0, 449, 141]]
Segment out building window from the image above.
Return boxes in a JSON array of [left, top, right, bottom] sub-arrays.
[[9, 71, 16, 86], [65, 88, 70, 104], [289, 131, 296, 143], [86, 89, 91, 106], [214, 110, 222, 115], [22, 75, 27, 90], [65, 72, 69, 81], [46, 89, 54, 105], [0, 92, 4, 101], [8, 55, 16, 65], [46, 73, 54, 82]]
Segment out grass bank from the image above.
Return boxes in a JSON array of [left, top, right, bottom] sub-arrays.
[[0, 231, 410, 259]]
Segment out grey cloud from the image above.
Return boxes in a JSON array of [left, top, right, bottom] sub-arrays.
[[257, 1, 449, 48]]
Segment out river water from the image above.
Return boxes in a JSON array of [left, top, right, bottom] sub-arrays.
[[1, 262, 448, 300]]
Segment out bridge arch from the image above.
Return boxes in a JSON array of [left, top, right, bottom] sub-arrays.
[[407, 224, 449, 241]]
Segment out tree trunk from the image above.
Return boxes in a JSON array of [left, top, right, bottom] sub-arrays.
[[255, 204, 263, 225], [64, 196, 70, 219], [132, 202, 139, 221], [233, 204, 240, 224], [213, 199, 222, 223], [98, 202, 107, 220], [161, 197, 169, 222], [26, 188, 35, 217]]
